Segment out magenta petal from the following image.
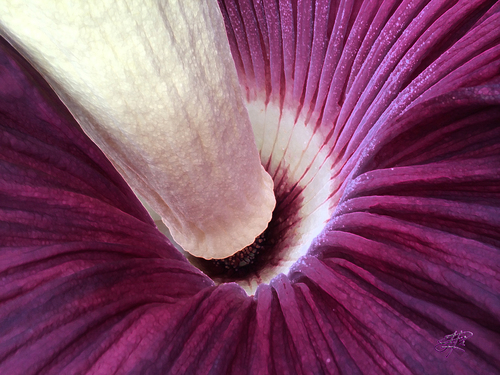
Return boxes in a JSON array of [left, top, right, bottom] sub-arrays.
[[0, 38, 214, 373], [304, 90, 500, 373], [220, 0, 499, 373], [2, 0, 500, 374], [0, 38, 155, 248]]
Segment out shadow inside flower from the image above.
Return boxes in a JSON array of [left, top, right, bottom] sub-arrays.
[[1, 0, 500, 374]]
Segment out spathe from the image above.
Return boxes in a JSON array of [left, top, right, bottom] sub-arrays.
[[1, 0, 500, 374]]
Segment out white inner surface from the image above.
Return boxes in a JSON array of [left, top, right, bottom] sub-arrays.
[[241, 101, 335, 294], [144, 100, 335, 295]]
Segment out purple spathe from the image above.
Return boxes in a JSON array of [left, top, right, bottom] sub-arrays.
[[1, 0, 500, 374]]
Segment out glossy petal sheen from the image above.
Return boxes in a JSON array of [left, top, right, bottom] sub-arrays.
[[1, 1, 500, 375]]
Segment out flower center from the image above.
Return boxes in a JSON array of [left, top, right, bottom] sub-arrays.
[[186, 177, 301, 292], [149, 100, 338, 295], [213, 232, 266, 271]]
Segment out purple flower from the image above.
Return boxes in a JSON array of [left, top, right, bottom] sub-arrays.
[[1, 1, 499, 374]]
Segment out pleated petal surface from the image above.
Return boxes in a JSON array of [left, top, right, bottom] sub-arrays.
[[1, 0, 499, 374]]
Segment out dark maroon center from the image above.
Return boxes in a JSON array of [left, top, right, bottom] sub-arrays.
[[186, 177, 303, 284]]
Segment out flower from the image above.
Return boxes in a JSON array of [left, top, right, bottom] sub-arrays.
[[1, 0, 499, 374]]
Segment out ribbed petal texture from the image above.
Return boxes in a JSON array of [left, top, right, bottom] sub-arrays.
[[1, 0, 499, 374]]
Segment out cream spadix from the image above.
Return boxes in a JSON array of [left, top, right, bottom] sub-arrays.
[[0, 0, 275, 259]]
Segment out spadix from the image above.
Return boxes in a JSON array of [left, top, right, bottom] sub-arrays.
[[0, 0, 275, 259]]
